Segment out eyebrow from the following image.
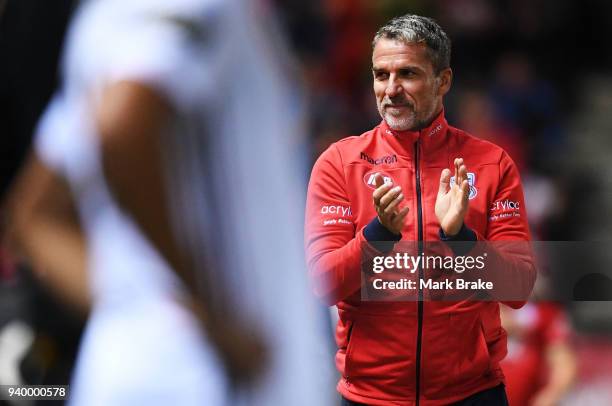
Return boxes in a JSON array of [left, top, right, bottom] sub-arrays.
[[372, 65, 422, 73]]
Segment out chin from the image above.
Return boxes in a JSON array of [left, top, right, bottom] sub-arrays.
[[384, 115, 415, 131]]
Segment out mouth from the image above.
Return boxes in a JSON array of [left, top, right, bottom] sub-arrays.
[[384, 103, 412, 115], [383, 101, 412, 109]]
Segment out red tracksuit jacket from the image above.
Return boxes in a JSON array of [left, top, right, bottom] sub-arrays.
[[305, 111, 536, 405]]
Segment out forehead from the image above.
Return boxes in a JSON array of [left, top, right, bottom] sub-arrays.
[[372, 38, 433, 71]]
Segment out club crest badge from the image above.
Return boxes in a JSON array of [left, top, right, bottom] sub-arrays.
[[450, 172, 478, 199], [363, 170, 394, 189]]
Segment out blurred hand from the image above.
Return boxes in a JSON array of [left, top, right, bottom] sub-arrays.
[[188, 297, 267, 385], [531, 389, 561, 406], [209, 320, 268, 385], [372, 174, 409, 235], [500, 305, 526, 338], [435, 158, 470, 236]]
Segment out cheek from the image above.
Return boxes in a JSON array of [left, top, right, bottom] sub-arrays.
[[401, 83, 422, 102], [373, 83, 386, 99], [406, 82, 435, 104]]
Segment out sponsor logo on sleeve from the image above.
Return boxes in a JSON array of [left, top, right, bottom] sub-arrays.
[[323, 218, 353, 226], [320, 205, 353, 217], [320, 204, 353, 226], [489, 199, 521, 221]]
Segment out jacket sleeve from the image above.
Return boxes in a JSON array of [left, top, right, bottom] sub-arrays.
[[305, 144, 370, 305], [473, 151, 536, 307]]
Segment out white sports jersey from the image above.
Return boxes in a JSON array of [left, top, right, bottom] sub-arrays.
[[35, 0, 334, 405]]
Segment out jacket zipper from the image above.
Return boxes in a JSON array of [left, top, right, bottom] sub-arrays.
[[345, 322, 355, 384], [414, 139, 424, 406]]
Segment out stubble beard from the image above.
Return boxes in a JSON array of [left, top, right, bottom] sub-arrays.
[[382, 106, 417, 131], [378, 98, 439, 132], [379, 100, 419, 131]]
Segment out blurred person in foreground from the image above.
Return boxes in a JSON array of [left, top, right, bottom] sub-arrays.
[[4, 0, 333, 404], [305, 14, 536, 405], [501, 302, 576, 406]]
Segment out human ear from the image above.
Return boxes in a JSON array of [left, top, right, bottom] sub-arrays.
[[437, 68, 453, 96]]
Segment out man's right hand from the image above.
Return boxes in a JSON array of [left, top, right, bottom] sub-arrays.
[[372, 174, 409, 235]]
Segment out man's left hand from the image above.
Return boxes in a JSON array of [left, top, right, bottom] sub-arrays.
[[435, 158, 470, 236]]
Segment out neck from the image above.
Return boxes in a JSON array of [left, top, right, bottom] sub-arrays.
[[416, 105, 444, 131]]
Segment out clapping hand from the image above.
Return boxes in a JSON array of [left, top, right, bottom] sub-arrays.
[[435, 158, 470, 236]]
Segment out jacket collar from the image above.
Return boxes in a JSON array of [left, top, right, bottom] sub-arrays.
[[378, 109, 449, 145]]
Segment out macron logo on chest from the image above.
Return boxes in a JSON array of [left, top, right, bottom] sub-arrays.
[[360, 152, 397, 166]]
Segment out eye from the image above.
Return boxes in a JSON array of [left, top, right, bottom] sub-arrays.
[[398, 69, 416, 78], [373, 70, 389, 80]]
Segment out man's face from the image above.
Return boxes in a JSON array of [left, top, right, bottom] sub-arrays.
[[372, 38, 451, 131]]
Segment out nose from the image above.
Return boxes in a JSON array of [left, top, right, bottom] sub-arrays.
[[385, 75, 403, 97]]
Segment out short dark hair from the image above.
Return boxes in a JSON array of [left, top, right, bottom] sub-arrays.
[[373, 14, 451, 74]]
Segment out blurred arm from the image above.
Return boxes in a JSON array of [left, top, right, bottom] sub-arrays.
[[95, 81, 193, 288], [95, 81, 265, 383], [531, 342, 576, 406], [532, 307, 577, 406], [4, 153, 89, 314]]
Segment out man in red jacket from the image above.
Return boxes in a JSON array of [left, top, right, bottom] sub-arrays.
[[305, 14, 536, 405]]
